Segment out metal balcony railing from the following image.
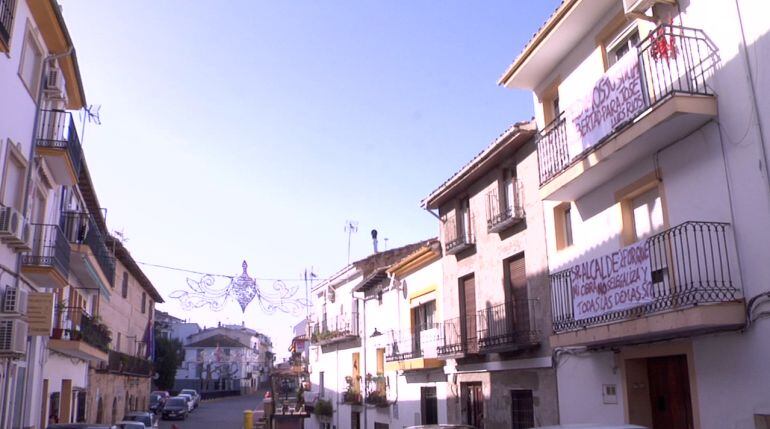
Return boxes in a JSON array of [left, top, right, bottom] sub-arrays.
[[550, 221, 740, 333], [537, 24, 717, 185], [486, 178, 525, 232], [385, 323, 440, 362], [437, 316, 477, 356], [22, 224, 70, 279], [52, 306, 111, 352], [311, 313, 359, 345], [477, 299, 540, 351], [60, 211, 116, 285], [0, 0, 14, 47], [36, 109, 84, 177], [98, 350, 153, 377], [444, 214, 475, 255]]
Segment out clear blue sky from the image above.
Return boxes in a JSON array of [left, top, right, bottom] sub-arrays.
[[60, 0, 560, 357]]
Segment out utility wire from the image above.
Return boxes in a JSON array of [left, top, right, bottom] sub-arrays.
[[137, 261, 328, 282]]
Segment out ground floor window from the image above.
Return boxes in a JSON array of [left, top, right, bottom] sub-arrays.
[[351, 411, 361, 429], [374, 423, 388, 429], [511, 389, 534, 429]]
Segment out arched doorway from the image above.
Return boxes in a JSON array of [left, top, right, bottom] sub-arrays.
[[95, 397, 104, 424], [111, 398, 118, 424]]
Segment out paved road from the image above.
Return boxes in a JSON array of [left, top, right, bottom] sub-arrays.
[[158, 392, 264, 429]]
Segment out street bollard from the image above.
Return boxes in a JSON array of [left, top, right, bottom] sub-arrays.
[[243, 409, 253, 429]]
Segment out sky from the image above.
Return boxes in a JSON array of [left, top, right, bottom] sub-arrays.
[[59, 0, 561, 358]]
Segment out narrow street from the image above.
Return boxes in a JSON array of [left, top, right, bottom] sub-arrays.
[[158, 393, 265, 429]]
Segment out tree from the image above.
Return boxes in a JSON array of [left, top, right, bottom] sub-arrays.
[[154, 333, 184, 390]]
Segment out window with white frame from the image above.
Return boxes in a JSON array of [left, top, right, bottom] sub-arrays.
[[19, 25, 43, 97]]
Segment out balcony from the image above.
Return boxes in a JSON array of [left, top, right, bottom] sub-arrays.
[[60, 212, 116, 290], [549, 221, 744, 348], [96, 350, 153, 377], [36, 109, 84, 186], [486, 178, 525, 233], [437, 316, 477, 358], [364, 375, 390, 408], [310, 314, 359, 346], [537, 25, 718, 200], [477, 299, 540, 353], [21, 224, 70, 288], [385, 324, 443, 372], [444, 214, 475, 255], [0, 0, 13, 50], [49, 306, 110, 362]]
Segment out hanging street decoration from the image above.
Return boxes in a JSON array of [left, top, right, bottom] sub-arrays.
[[169, 261, 309, 315]]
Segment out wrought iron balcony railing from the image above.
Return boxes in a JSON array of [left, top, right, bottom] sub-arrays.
[[60, 211, 116, 285], [385, 323, 440, 362], [477, 299, 540, 352], [444, 214, 475, 255], [36, 109, 84, 177], [550, 221, 740, 333], [537, 24, 717, 185], [22, 223, 70, 279], [486, 178, 525, 232], [0, 0, 14, 47], [311, 313, 359, 345], [97, 350, 153, 377], [437, 316, 478, 357], [52, 306, 111, 352]]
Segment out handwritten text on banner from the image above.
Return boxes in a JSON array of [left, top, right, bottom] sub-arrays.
[[565, 49, 646, 159], [569, 240, 653, 320]]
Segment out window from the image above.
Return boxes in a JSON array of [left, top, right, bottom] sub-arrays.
[[554, 203, 574, 250], [374, 424, 389, 429], [630, 187, 664, 241], [459, 198, 472, 241], [376, 348, 385, 376], [607, 28, 641, 66], [411, 301, 436, 331], [0, 0, 16, 50], [319, 371, 324, 398], [511, 390, 535, 429], [540, 78, 562, 125], [351, 411, 361, 429], [121, 272, 128, 298], [141, 292, 146, 314], [1, 141, 27, 211], [19, 26, 43, 97], [116, 332, 121, 352]]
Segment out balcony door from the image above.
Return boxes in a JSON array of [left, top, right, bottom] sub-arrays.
[[507, 254, 530, 339], [459, 275, 476, 353]]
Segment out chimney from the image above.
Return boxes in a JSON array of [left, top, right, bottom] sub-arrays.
[[371, 229, 378, 253]]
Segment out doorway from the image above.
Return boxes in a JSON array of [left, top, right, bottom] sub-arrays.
[[459, 275, 477, 353], [626, 354, 693, 429], [461, 382, 483, 429]]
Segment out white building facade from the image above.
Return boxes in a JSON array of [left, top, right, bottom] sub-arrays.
[[499, 1, 770, 428]]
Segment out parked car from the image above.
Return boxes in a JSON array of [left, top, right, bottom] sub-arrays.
[[536, 425, 647, 429], [150, 391, 170, 401], [406, 426, 477, 429], [160, 397, 189, 420], [122, 411, 158, 429], [148, 393, 165, 414], [176, 393, 195, 412], [46, 423, 118, 429], [115, 422, 146, 429], [179, 389, 201, 408]]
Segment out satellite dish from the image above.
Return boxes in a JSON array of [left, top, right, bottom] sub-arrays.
[[152, 372, 160, 380], [401, 280, 408, 299]]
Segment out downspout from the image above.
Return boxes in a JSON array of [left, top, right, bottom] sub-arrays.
[[734, 0, 770, 195], [388, 273, 400, 409]]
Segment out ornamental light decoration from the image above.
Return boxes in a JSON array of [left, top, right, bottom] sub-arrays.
[[169, 261, 309, 315]]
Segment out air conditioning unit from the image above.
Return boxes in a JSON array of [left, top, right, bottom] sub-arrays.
[[43, 66, 66, 101], [0, 319, 28, 355], [0, 207, 32, 252], [2, 287, 28, 315]]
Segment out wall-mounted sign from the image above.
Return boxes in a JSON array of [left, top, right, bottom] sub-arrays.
[[565, 49, 646, 160], [569, 240, 653, 320], [27, 292, 54, 336]]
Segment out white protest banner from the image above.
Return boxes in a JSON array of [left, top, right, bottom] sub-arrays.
[[569, 240, 653, 320], [565, 49, 647, 159]]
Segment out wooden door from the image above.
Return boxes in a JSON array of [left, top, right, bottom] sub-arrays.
[[459, 276, 476, 352], [462, 382, 484, 429], [507, 255, 530, 337], [647, 355, 693, 429]]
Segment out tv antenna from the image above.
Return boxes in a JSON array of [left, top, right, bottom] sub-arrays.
[[344, 220, 358, 264]]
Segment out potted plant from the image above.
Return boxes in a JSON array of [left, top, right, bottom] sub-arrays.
[[314, 398, 333, 421]]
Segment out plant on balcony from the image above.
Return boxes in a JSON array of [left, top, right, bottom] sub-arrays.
[[314, 398, 333, 417], [364, 374, 389, 407], [342, 375, 362, 405], [80, 315, 111, 352]]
